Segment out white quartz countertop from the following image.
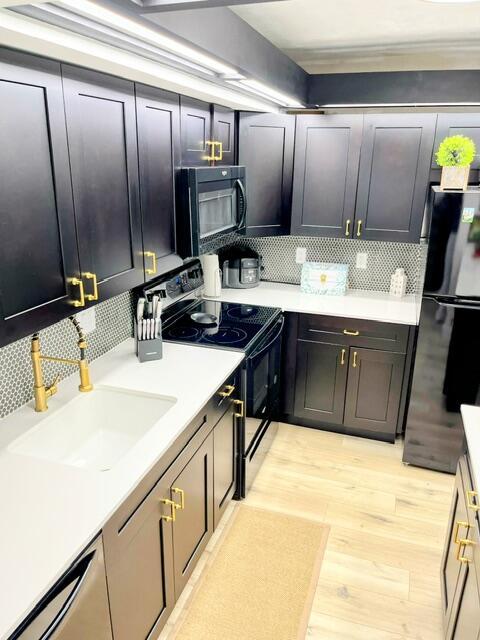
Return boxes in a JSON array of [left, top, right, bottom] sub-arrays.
[[462, 405, 480, 493], [0, 340, 244, 640], [206, 282, 421, 325]]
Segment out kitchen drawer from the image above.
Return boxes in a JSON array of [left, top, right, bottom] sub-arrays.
[[298, 314, 409, 353], [206, 371, 239, 428]]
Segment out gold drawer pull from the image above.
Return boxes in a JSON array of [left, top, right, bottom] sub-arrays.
[[144, 251, 157, 275], [214, 141, 223, 161], [344, 329, 360, 336], [468, 490, 480, 512], [83, 272, 99, 301], [345, 219, 351, 237], [205, 140, 216, 162], [352, 351, 358, 368], [340, 349, 346, 366], [454, 520, 470, 544], [219, 384, 235, 398], [458, 538, 476, 563], [70, 277, 86, 308], [234, 399, 244, 419], [357, 219, 363, 237], [172, 487, 185, 510], [160, 498, 176, 522]]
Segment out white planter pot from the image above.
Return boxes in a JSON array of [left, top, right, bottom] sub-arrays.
[[440, 165, 470, 191]]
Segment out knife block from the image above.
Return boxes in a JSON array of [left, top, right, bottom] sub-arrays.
[[134, 321, 163, 363]]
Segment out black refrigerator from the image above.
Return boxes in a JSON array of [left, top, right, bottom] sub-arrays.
[[403, 187, 480, 473]]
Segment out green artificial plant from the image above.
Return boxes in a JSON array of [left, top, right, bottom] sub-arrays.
[[436, 135, 476, 167]]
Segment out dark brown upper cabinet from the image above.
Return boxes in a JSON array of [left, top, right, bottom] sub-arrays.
[[0, 50, 80, 347], [62, 65, 144, 299], [433, 113, 480, 170], [180, 97, 235, 166], [238, 112, 295, 237], [355, 113, 437, 243], [180, 96, 212, 166], [136, 84, 180, 280], [291, 115, 363, 238]]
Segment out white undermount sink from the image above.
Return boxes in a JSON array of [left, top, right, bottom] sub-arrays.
[[9, 386, 177, 472]]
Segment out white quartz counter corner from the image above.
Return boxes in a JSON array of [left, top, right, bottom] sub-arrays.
[[0, 339, 244, 640], [206, 282, 421, 326], [462, 405, 480, 492]]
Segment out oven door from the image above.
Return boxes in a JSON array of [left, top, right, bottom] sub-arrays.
[[197, 177, 247, 240]]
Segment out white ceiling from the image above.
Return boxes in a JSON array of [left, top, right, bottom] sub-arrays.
[[232, 0, 480, 73]]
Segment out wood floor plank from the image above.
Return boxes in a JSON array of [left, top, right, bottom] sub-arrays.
[[307, 611, 407, 640], [409, 571, 444, 609], [320, 550, 410, 599], [312, 579, 443, 640], [328, 526, 444, 575], [396, 494, 452, 525], [325, 502, 446, 549]]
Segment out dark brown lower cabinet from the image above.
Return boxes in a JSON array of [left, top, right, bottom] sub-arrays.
[[442, 455, 480, 640], [213, 400, 237, 527], [168, 433, 214, 599], [343, 348, 404, 437], [103, 373, 239, 640], [284, 313, 411, 442], [294, 341, 347, 427]]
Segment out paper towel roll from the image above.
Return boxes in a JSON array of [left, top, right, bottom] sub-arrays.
[[200, 254, 222, 297]]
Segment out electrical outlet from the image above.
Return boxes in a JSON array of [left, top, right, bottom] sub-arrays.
[[356, 252, 368, 269], [76, 307, 96, 334], [296, 247, 307, 264]]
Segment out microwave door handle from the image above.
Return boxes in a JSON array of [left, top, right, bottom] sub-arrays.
[[249, 318, 284, 361], [235, 179, 247, 230]]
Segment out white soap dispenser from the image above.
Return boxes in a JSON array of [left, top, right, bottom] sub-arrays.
[[390, 268, 408, 298]]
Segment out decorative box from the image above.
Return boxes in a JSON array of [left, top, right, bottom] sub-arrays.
[[300, 262, 348, 296]]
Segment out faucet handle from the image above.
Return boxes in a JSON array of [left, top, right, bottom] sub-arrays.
[[46, 373, 60, 397]]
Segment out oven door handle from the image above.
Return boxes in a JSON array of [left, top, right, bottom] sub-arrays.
[[249, 317, 284, 361], [235, 178, 247, 231]]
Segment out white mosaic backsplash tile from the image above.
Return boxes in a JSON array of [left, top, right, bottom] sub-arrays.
[[202, 234, 426, 294], [0, 292, 133, 419]]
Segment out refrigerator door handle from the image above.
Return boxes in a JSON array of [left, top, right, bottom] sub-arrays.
[[436, 301, 480, 311]]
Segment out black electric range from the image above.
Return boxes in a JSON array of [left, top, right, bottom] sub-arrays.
[[162, 299, 281, 354], [138, 258, 284, 499]]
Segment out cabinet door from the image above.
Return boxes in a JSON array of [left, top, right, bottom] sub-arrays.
[[294, 341, 348, 426], [180, 96, 212, 166], [169, 432, 214, 598], [291, 115, 363, 238], [136, 84, 180, 279], [433, 113, 480, 170], [104, 482, 175, 640], [212, 105, 236, 166], [355, 114, 436, 243], [442, 460, 470, 633], [0, 50, 80, 347], [213, 401, 237, 527], [62, 65, 144, 301], [238, 112, 295, 236], [344, 348, 404, 440]]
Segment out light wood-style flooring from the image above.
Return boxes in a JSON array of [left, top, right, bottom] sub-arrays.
[[160, 423, 455, 640]]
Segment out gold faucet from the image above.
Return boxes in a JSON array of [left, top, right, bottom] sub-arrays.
[[31, 316, 93, 412]]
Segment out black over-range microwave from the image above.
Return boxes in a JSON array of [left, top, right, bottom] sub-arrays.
[[176, 166, 247, 258]]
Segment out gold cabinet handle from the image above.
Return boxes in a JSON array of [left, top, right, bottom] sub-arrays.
[[205, 140, 216, 162], [345, 219, 351, 237], [214, 141, 223, 161], [467, 490, 480, 512], [218, 384, 235, 398], [234, 399, 244, 418], [144, 251, 157, 276], [352, 351, 358, 368], [160, 498, 176, 522], [458, 538, 476, 563], [340, 348, 346, 366], [70, 277, 86, 308], [83, 272, 99, 301], [357, 219, 363, 237], [172, 487, 185, 510], [454, 520, 470, 544], [343, 329, 360, 336]]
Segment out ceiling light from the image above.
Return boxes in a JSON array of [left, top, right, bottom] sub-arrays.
[[55, 0, 240, 75], [230, 78, 303, 108]]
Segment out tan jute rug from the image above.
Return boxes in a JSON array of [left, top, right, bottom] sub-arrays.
[[173, 505, 330, 640]]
